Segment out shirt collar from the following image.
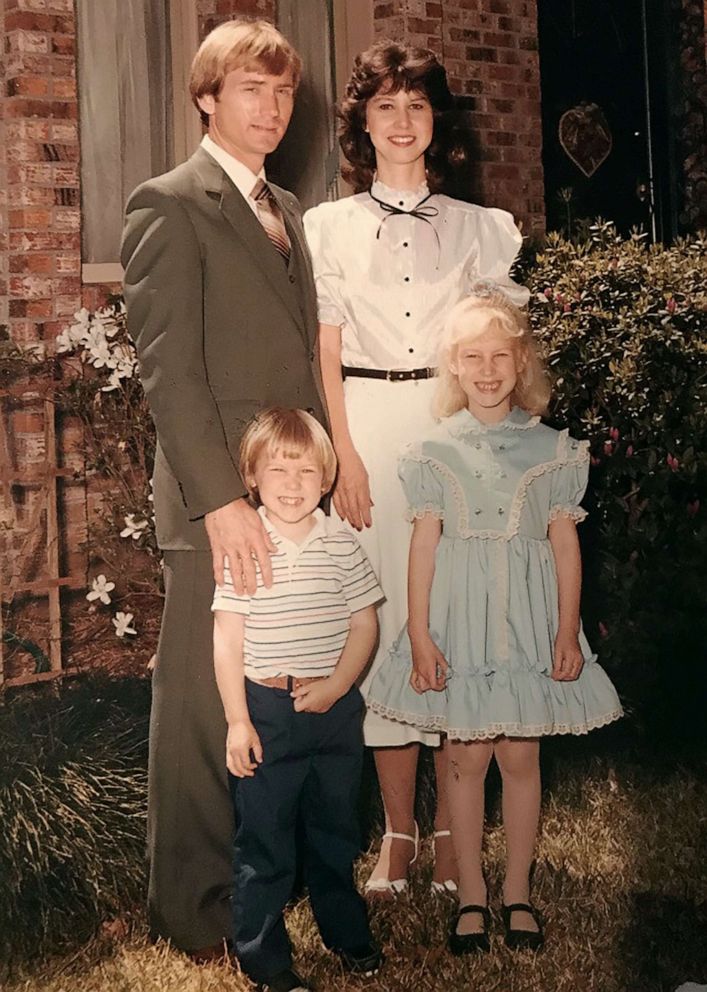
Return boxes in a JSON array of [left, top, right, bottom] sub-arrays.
[[257, 505, 328, 554], [446, 406, 540, 436], [201, 134, 265, 201], [370, 175, 430, 211]]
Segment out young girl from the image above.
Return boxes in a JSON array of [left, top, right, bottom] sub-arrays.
[[367, 292, 623, 953]]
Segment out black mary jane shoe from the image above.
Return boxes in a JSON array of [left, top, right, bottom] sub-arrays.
[[501, 902, 544, 951], [448, 904, 492, 955]]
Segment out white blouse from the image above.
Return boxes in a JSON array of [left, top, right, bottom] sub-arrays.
[[303, 179, 529, 370]]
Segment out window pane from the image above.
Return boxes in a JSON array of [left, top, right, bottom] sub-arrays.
[[77, 0, 174, 264]]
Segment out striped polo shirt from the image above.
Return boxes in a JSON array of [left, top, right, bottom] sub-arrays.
[[212, 507, 384, 680]]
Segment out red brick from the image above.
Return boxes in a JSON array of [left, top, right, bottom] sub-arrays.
[[8, 185, 55, 207], [9, 207, 52, 227], [55, 293, 81, 315], [50, 121, 77, 141], [6, 74, 50, 97], [51, 33, 75, 55], [4, 98, 77, 119], [27, 299, 54, 318], [10, 230, 78, 251], [53, 207, 80, 231], [8, 162, 53, 184], [51, 76, 76, 99], [10, 274, 53, 297], [53, 163, 79, 185], [6, 29, 50, 54], [5, 9, 73, 31]]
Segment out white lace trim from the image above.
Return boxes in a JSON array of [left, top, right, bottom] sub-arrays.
[[549, 505, 588, 524], [368, 700, 624, 740], [446, 411, 541, 437], [405, 505, 445, 522], [405, 431, 589, 541]]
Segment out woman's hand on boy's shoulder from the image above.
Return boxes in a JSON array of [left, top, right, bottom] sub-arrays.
[[226, 719, 263, 777]]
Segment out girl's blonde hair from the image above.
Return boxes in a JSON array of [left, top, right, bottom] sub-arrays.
[[433, 292, 551, 419], [239, 408, 336, 499], [190, 19, 302, 126]]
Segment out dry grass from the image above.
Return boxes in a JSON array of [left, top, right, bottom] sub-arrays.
[[5, 745, 707, 992]]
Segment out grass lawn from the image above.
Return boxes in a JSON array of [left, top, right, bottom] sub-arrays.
[[4, 737, 707, 992]]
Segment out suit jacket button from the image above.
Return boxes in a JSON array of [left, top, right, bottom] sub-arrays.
[[306, 407, 315, 415], [289, 273, 296, 283]]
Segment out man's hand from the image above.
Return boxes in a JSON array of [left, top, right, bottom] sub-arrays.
[[226, 719, 263, 777], [291, 676, 347, 713], [205, 498, 276, 594], [552, 630, 584, 681]]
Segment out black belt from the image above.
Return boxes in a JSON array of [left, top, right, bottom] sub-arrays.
[[342, 365, 437, 382]]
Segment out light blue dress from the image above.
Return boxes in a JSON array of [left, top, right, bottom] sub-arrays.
[[367, 407, 623, 740]]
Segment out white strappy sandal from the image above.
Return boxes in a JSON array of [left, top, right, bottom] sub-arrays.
[[430, 829, 458, 895], [364, 822, 419, 897]]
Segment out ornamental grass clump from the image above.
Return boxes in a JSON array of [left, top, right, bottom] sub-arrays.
[[523, 225, 707, 738], [0, 678, 149, 966]]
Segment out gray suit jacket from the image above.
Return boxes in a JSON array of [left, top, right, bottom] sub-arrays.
[[121, 146, 326, 551]]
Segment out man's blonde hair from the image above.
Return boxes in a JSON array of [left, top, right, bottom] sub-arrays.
[[190, 19, 302, 126], [239, 408, 336, 499], [433, 293, 551, 419]]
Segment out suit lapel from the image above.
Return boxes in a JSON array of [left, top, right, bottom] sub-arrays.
[[272, 188, 318, 351], [191, 148, 308, 340]]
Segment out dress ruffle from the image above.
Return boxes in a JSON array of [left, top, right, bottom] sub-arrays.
[[368, 640, 623, 740]]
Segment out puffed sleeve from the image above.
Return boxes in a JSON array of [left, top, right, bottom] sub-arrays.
[[463, 206, 530, 309], [398, 453, 446, 521], [549, 435, 590, 524], [211, 557, 252, 614], [303, 204, 346, 326]]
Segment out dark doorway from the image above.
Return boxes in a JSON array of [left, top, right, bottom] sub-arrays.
[[537, 0, 677, 241]]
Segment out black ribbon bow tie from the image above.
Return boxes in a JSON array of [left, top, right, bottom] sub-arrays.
[[368, 190, 441, 267]]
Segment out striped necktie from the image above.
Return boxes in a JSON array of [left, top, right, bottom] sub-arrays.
[[250, 178, 291, 264]]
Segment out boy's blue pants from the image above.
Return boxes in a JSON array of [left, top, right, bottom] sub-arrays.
[[229, 678, 373, 984]]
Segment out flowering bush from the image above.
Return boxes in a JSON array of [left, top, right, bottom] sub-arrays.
[[523, 224, 707, 738], [57, 297, 159, 641]]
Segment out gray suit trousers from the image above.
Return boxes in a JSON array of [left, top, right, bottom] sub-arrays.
[[147, 550, 232, 949]]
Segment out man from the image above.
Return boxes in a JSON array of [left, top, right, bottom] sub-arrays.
[[121, 19, 326, 957]]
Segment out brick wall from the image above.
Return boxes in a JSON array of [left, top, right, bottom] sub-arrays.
[[0, 0, 86, 595], [373, 0, 545, 236], [2, 0, 80, 346]]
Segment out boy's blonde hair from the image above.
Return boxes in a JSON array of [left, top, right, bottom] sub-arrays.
[[190, 19, 302, 126], [433, 292, 551, 419], [239, 408, 336, 499]]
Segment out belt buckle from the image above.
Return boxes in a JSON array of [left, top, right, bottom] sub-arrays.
[[386, 368, 409, 382]]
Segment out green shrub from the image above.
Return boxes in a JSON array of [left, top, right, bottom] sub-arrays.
[[0, 678, 150, 964], [522, 224, 707, 738]]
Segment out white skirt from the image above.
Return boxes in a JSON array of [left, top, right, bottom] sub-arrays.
[[342, 375, 440, 747]]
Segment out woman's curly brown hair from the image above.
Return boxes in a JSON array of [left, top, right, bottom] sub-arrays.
[[339, 40, 469, 194]]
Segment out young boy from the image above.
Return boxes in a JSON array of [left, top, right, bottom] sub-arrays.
[[212, 408, 384, 992]]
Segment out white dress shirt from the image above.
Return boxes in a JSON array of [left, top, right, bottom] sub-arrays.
[[304, 179, 529, 369], [200, 134, 264, 217]]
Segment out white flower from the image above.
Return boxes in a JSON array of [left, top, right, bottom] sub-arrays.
[[86, 573, 115, 605], [112, 611, 137, 637], [120, 514, 149, 539], [101, 369, 123, 392], [87, 336, 114, 369]]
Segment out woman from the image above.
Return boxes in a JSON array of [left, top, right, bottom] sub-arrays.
[[304, 40, 528, 896]]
